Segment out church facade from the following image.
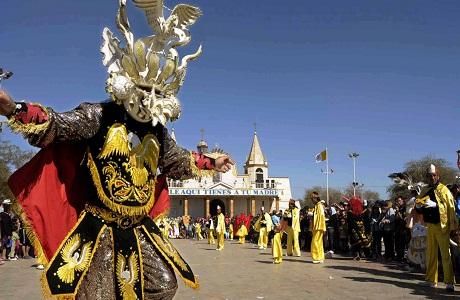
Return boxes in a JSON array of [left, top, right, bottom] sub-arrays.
[[167, 131, 292, 217]]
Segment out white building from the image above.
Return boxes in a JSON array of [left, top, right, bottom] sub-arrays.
[[168, 131, 292, 217]]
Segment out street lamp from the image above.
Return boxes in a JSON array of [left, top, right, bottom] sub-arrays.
[[348, 152, 360, 196]]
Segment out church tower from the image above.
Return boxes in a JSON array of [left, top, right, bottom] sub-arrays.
[[196, 129, 208, 154], [244, 130, 268, 188]]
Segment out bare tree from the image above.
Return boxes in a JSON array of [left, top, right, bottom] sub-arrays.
[[0, 139, 35, 199], [342, 184, 380, 201], [302, 186, 342, 208], [387, 155, 457, 199]]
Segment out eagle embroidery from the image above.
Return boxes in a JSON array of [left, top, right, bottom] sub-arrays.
[[57, 234, 93, 284], [116, 252, 140, 300]]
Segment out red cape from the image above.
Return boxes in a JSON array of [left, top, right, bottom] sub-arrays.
[[8, 143, 170, 262]]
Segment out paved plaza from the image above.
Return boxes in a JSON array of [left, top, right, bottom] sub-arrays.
[[0, 239, 458, 299]]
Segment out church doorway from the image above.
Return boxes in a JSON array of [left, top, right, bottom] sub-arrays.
[[210, 199, 225, 216]]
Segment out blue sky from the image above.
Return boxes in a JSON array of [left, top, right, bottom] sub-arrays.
[[1, 0, 460, 199]]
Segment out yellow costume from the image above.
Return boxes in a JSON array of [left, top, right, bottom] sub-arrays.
[[229, 223, 234, 240], [286, 206, 301, 256], [195, 223, 203, 240], [418, 182, 458, 285], [237, 224, 248, 244], [156, 218, 170, 240], [272, 220, 287, 264], [208, 219, 215, 245], [255, 211, 273, 249], [311, 200, 326, 263], [215, 212, 226, 250]]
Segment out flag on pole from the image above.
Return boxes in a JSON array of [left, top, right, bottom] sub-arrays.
[[315, 149, 327, 163]]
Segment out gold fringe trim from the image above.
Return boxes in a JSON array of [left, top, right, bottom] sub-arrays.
[[11, 201, 48, 266], [189, 152, 215, 178], [39, 212, 107, 300], [7, 104, 50, 135], [142, 225, 200, 290], [87, 150, 156, 217]]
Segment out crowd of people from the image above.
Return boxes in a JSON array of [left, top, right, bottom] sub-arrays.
[[2, 164, 460, 292], [151, 164, 460, 292], [0, 199, 39, 266]]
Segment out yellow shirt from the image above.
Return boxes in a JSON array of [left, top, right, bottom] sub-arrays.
[[216, 213, 226, 233], [433, 183, 458, 232], [313, 200, 326, 232], [290, 207, 300, 232]]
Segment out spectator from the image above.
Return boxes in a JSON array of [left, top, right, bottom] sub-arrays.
[[393, 196, 407, 262], [0, 199, 15, 261], [370, 202, 383, 260], [381, 201, 396, 261]]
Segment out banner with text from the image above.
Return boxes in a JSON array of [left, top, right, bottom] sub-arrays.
[[169, 188, 280, 197]]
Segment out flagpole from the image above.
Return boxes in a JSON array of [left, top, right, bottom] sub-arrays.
[[326, 146, 329, 206]]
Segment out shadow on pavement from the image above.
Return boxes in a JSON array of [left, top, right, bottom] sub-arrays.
[[330, 256, 354, 261], [282, 258, 310, 264], [255, 260, 275, 264], [327, 265, 458, 299], [343, 276, 459, 300], [328, 265, 425, 281]]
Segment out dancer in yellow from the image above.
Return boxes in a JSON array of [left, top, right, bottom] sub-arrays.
[[228, 221, 234, 240], [195, 221, 203, 240], [207, 216, 215, 245], [273, 215, 287, 264], [255, 207, 273, 249], [416, 164, 458, 292], [215, 206, 226, 250], [237, 219, 248, 244], [310, 191, 326, 263], [285, 200, 301, 256]]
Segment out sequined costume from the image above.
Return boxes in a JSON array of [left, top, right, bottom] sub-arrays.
[[8, 101, 215, 300], [6, 1, 215, 298], [347, 197, 371, 259]]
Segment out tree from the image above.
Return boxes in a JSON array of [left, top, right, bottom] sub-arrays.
[[302, 186, 342, 208], [387, 155, 458, 200], [0, 139, 35, 199], [343, 184, 380, 201], [362, 190, 380, 201]]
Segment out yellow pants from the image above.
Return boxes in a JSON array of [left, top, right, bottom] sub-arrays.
[[216, 232, 225, 250], [258, 227, 268, 248], [272, 232, 283, 263], [238, 236, 246, 244], [311, 230, 325, 262], [425, 223, 455, 284], [197, 232, 203, 240], [229, 232, 233, 240], [208, 230, 215, 245], [286, 227, 300, 256]]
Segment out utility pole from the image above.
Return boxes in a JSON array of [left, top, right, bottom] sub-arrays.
[[348, 152, 360, 196]]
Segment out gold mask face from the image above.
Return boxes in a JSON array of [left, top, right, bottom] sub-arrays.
[[101, 0, 202, 126]]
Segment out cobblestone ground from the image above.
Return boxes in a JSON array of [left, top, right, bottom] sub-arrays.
[[0, 239, 458, 299]]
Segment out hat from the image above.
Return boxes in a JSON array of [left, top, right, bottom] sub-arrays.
[[260, 206, 264, 211], [217, 205, 221, 210], [427, 164, 437, 175], [2, 199, 11, 205]]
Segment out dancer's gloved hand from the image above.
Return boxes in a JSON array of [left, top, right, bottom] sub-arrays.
[[214, 155, 234, 173], [424, 198, 437, 208], [0, 90, 15, 116]]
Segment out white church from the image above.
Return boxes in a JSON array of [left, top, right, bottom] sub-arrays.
[[167, 131, 293, 217]]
